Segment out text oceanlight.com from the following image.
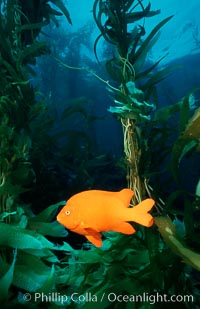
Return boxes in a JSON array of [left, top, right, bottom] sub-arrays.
[[22, 292, 194, 305]]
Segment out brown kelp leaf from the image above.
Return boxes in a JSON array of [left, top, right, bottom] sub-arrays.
[[171, 108, 200, 181], [155, 216, 200, 271], [182, 107, 200, 147]]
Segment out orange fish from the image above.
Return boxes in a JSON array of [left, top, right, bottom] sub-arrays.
[[57, 188, 155, 247]]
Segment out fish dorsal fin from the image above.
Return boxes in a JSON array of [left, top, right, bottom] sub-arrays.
[[115, 189, 134, 207]]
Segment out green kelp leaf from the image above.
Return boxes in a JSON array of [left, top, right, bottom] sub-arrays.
[[0, 223, 73, 251], [11, 163, 35, 186], [179, 140, 197, 163], [66, 259, 85, 287], [5, 0, 15, 33], [14, 132, 32, 154], [17, 252, 50, 273], [54, 265, 69, 285], [130, 15, 173, 64], [14, 262, 55, 292], [85, 279, 141, 309], [122, 249, 150, 270], [105, 58, 123, 83], [13, 265, 51, 292], [83, 286, 110, 309], [155, 216, 200, 271], [74, 249, 102, 264], [171, 139, 197, 182], [93, 0, 115, 47], [50, 0, 72, 25], [56, 241, 74, 252], [179, 94, 191, 133], [165, 190, 186, 214], [0, 223, 57, 250], [15, 21, 47, 33], [14, 253, 56, 292], [0, 211, 17, 222], [126, 3, 160, 23], [61, 97, 88, 120], [154, 101, 182, 122], [0, 181, 28, 196], [126, 2, 151, 23], [0, 57, 19, 81], [17, 41, 48, 68], [37, 265, 55, 293], [0, 250, 17, 302], [112, 277, 141, 295], [56, 130, 91, 155], [0, 223, 43, 249], [30, 201, 65, 223], [134, 32, 161, 74], [11, 206, 30, 228], [143, 65, 179, 100], [23, 240, 74, 254], [136, 54, 167, 81], [22, 248, 60, 262], [94, 33, 103, 62], [18, 214, 28, 229], [183, 197, 195, 236], [196, 179, 200, 197], [84, 264, 105, 287], [10, 79, 31, 86], [153, 93, 194, 123], [28, 221, 68, 237]]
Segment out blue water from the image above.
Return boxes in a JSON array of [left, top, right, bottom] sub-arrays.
[[30, 0, 200, 203]]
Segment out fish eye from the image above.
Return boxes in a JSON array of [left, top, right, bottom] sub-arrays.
[[65, 210, 71, 216]]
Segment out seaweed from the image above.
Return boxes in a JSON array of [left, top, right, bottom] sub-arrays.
[[0, 1, 74, 305], [17, 0, 72, 44]]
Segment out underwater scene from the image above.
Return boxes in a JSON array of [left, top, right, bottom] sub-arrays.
[[0, 0, 200, 308]]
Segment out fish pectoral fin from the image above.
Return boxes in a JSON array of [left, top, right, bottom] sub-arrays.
[[111, 222, 136, 235], [85, 229, 102, 247]]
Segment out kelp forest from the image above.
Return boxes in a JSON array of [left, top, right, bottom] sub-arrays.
[[0, 0, 200, 308]]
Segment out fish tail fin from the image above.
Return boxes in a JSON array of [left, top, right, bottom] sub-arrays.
[[129, 198, 155, 227]]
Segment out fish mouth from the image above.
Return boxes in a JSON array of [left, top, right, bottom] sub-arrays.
[[69, 223, 79, 230], [69, 219, 84, 231], [57, 213, 80, 230]]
